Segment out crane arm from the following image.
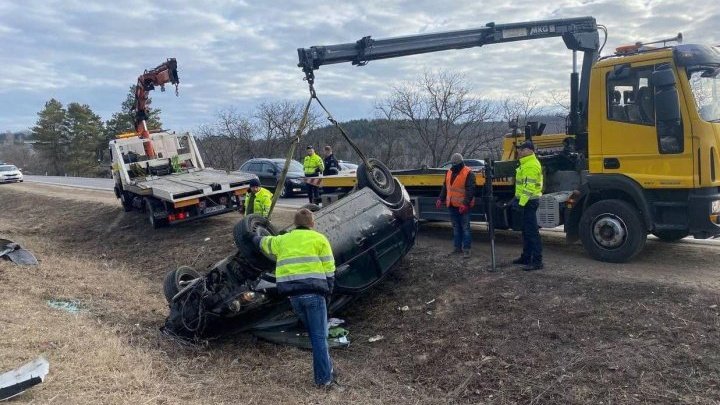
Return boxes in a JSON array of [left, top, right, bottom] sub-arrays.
[[297, 16, 600, 135], [133, 58, 180, 157]]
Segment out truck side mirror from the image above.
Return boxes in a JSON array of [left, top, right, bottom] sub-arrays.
[[653, 68, 680, 122], [653, 67, 683, 153]]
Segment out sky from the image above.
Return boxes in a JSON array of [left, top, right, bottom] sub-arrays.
[[1, 0, 718, 133]]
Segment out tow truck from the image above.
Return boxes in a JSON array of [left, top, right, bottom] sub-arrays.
[[111, 59, 257, 228], [297, 17, 720, 262]]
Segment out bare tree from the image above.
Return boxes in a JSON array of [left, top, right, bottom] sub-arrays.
[[379, 71, 498, 167], [500, 87, 543, 127], [195, 108, 254, 170], [254, 101, 320, 158]]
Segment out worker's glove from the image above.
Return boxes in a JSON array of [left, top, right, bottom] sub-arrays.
[[251, 235, 263, 249], [458, 205, 469, 215], [435, 199, 444, 209]]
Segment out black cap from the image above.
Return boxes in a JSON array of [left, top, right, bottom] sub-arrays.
[[518, 141, 535, 151], [306, 145, 314, 149], [249, 178, 260, 187]]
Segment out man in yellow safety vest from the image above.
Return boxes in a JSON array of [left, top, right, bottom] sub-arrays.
[[511, 141, 544, 271], [244, 178, 273, 218], [303, 145, 324, 204], [255, 208, 338, 389]]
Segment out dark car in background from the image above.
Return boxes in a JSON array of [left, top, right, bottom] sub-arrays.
[[438, 158, 485, 172], [237, 158, 308, 197]]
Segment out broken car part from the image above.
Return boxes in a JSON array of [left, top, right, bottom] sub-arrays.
[[0, 357, 49, 401], [0, 239, 38, 265]]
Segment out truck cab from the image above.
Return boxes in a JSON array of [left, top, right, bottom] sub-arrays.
[[561, 44, 720, 261]]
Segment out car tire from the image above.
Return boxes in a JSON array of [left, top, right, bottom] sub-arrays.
[[234, 214, 278, 269], [163, 266, 201, 303], [357, 158, 395, 198], [301, 203, 321, 212], [579, 199, 646, 263], [651, 230, 688, 242]]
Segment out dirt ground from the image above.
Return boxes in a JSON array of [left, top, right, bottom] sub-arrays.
[[1, 182, 719, 404]]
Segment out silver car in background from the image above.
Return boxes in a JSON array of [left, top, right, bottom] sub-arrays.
[[0, 165, 23, 183]]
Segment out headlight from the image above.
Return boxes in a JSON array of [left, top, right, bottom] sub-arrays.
[[712, 200, 720, 213], [290, 179, 302, 184]]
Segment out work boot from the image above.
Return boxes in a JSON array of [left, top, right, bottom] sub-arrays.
[[319, 379, 345, 392], [512, 256, 529, 265], [522, 262, 544, 271], [463, 250, 471, 259], [448, 248, 462, 256]]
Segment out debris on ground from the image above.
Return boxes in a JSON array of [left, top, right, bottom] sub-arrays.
[[47, 300, 81, 314], [398, 305, 409, 311], [368, 335, 384, 343], [0, 357, 49, 401], [0, 239, 38, 265]]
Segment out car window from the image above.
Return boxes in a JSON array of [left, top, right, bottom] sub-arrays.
[[271, 159, 304, 172], [0, 165, 17, 172], [260, 163, 276, 174], [246, 163, 262, 173]]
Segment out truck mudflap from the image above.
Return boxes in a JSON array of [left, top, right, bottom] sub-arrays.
[[161, 182, 418, 342]]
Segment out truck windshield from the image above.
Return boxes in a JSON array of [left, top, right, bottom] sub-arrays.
[[688, 68, 720, 122]]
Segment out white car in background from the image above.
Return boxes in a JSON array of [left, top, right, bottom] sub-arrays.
[[0, 164, 23, 183]]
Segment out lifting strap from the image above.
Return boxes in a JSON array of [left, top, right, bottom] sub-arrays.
[[267, 73, 375, 219]]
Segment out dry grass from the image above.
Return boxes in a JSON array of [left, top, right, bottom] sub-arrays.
[[2, 184, 720, 404]]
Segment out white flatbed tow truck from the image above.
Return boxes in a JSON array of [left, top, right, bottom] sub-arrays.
[[111, 130, 256, 228]]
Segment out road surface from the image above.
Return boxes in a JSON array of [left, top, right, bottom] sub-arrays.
[[23, 174, 308, 208]]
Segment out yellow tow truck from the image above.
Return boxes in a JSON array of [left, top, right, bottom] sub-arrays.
[[297, 17, 720, 263]]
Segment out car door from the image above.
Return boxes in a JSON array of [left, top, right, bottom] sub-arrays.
[[259, 162, 278, 188]]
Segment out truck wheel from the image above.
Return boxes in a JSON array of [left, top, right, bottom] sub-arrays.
[[579, 199, 646, 263], [163, 266, 201, 303], [145, 199, 167, 229], [357, 158, 395, 198], [120, 191, 134, 212], [234, 214, 278, 269], [651, 230, 688, 242]]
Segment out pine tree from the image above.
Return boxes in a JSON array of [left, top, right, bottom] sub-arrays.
[[66, 103, 105, 176], [31, 99, 68, 175]]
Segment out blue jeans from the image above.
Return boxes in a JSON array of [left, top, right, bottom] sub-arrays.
[[289, 294, 333, 385], [448, 206, 471, 250], [521, 199, 543, 264]]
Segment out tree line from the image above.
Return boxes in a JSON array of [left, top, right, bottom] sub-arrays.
[[197, 71, 566, 170], [0, 87, 161, 176], [1, 70, 567, 176]]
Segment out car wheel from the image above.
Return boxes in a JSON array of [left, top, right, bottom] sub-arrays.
[[579, 199, 646, 263], [651, 230, 688, 242], [234, 214, 278, 269], [357, 158, 395, 198], [163, 266, 201, 303]]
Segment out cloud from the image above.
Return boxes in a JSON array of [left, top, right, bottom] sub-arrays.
[[0, 0, 718, 132]]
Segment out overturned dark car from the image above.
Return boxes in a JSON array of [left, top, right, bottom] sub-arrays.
[[162, 159, 418, 344]]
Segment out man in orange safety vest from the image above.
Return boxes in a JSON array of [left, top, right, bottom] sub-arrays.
[[436, 153, 476, 258]]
